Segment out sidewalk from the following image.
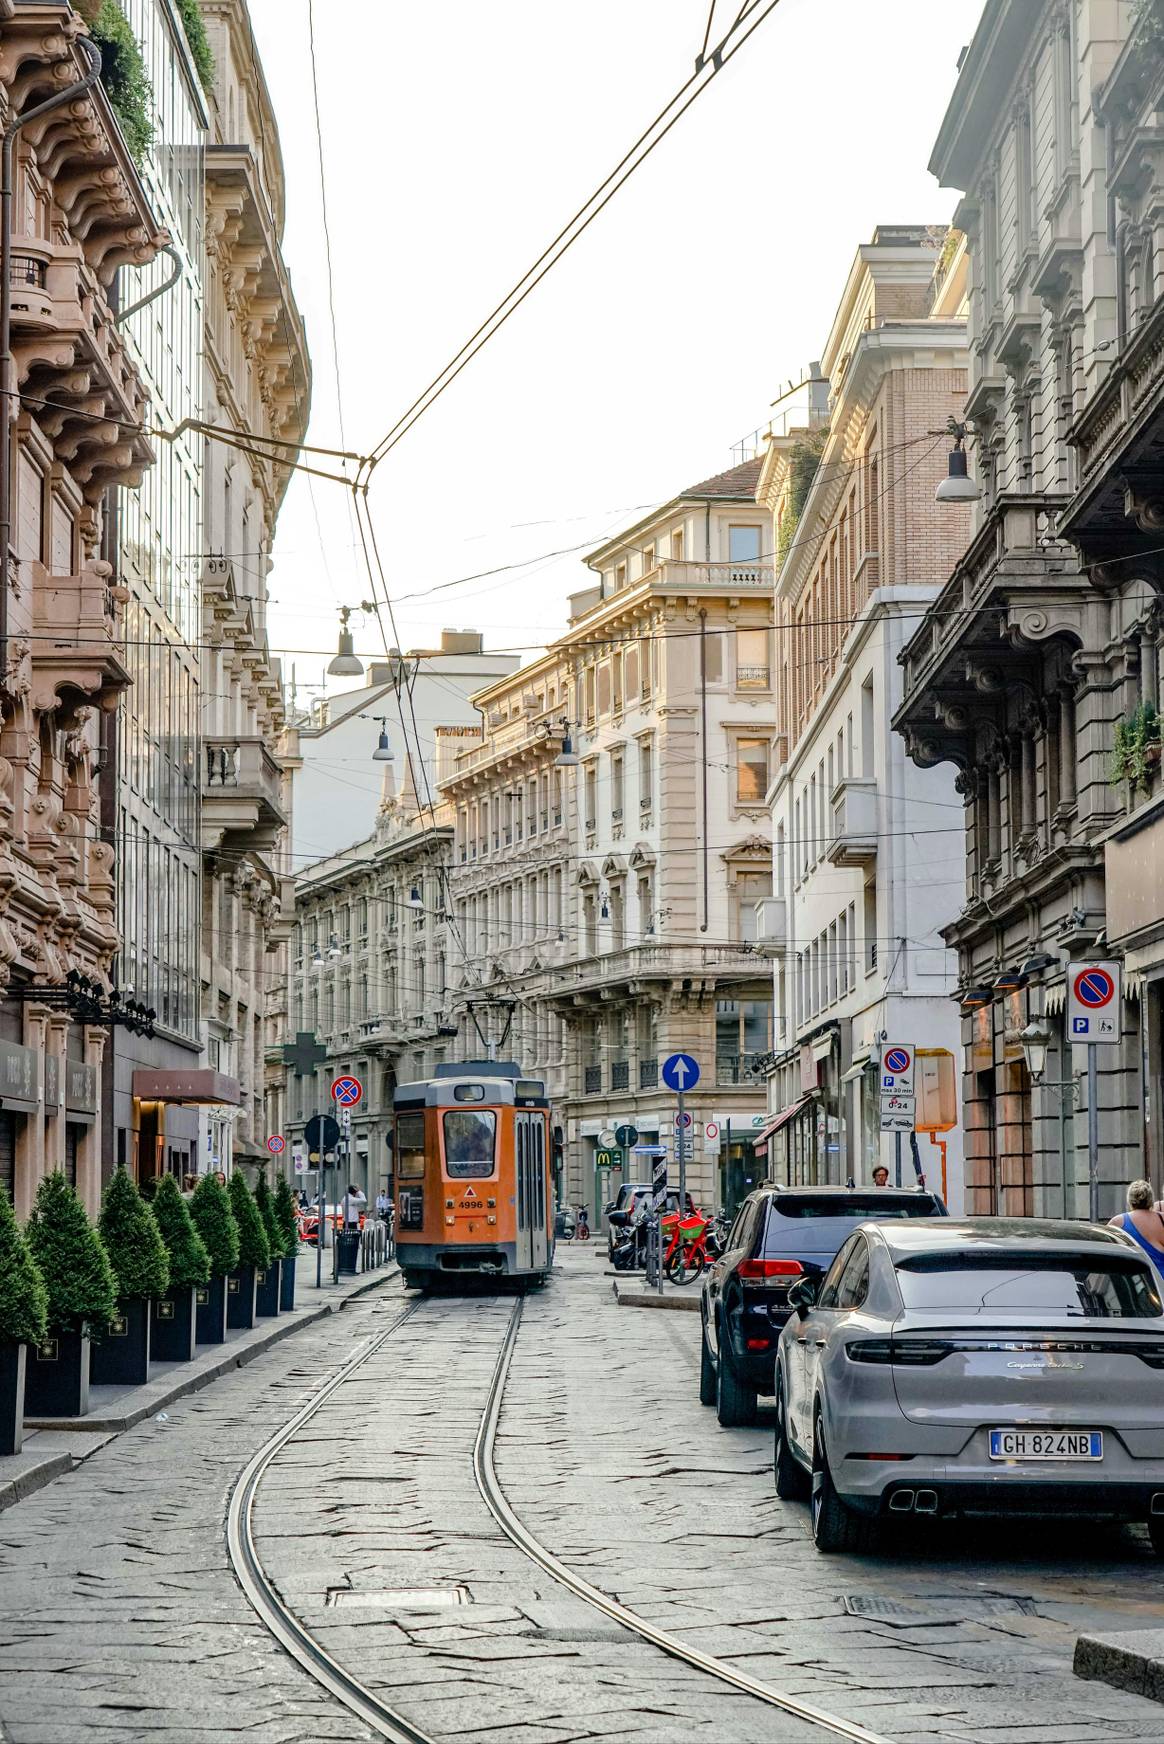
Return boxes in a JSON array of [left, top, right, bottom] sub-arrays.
[[0, 1249, 396, 1514], [611, 1273, 701, 1312]]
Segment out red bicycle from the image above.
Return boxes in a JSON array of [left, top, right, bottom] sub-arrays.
[[660, 1210, 713, 1285]]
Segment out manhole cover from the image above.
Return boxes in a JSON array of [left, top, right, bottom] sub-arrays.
[[845, 1594, 1036, 1626], [327, 1585, 473, 1610]]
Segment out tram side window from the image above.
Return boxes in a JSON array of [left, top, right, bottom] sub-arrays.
[[443, 1109, 496, 1178], [396, 1112, 426, 1180]]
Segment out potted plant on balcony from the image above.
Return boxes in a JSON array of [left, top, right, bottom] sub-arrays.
[[226, 1171, 269, 1330], [150, 1175, 210, 1362], [253, 1172, 282, 1318], [1111, 702, 1162, 795], [24, 1173, 116, 1419], [189, 1173, 239, 1346], [91, 1167, 169, 1386], [0, 1184, 48, 1454], [273, 1175, 300, 1310]]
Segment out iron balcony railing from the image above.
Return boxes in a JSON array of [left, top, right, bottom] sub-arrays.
[[611, 1060, 629, 1090], [639, 1057, 658, 1088], [584, 1065, 602, 1094]]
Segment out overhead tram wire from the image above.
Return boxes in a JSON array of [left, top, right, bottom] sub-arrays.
[[357, 0, 785, 481]]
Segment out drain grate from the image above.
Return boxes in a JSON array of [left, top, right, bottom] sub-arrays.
[[845, 1594, 1037, 1627], [327, 1584, 473, 1610]]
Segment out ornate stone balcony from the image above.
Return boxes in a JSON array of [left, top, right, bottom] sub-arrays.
[[27, 558, 129, 715], [201, 736, 287, 852]]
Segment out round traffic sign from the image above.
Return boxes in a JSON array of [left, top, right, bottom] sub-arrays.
[[614, 1123, 638, 1148], [884, 1047, 911, 1075], [661, 1052, 700, 1093], [1074, 967, 1115, 1009], [674, 1110, 693, 1129], [331, 1074, 363, 1107], [705, 1122, 719, 1140], [267, 1135, 285, 1155]]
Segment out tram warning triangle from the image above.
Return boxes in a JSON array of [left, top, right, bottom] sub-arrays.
[[463, 1186, 478, 1199]]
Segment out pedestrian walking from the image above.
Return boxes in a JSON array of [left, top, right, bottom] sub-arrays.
[[342, 1182, 366, 1229], [1109, 1179, 1164, 1271], [375, 1189, 390, 1221]]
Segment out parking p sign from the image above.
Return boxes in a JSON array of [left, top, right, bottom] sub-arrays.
[[1067, 961, 1121, 1044]]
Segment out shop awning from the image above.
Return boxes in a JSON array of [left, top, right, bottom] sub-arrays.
[[753, 1097, 810, 1154], [133, 1069, 240, 1107]]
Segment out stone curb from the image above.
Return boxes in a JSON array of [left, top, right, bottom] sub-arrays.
[[1074, 1628, 1164, 1702], [612, 1279, 701, 1312], [2, 1264, 396, 1511]]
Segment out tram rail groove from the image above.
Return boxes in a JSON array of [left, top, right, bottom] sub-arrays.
[[225, 1280, 441, 1744], [228, 1278, 896, 1744], [475, 1298, 897, 1744]]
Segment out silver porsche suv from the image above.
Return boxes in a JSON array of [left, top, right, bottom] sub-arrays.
[[773, 1219, 1164, 1553]]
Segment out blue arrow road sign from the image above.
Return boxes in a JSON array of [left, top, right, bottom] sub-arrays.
[[661, 1052, 700, 1093]]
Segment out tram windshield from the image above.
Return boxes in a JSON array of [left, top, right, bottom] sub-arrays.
[[443, 1109, 496, 1178]]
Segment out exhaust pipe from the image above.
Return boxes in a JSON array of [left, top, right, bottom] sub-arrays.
[[888, 1489, 915, 1512], [914, 1489, 939, 1514]]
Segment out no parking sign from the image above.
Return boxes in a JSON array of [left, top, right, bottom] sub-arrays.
[[1067, 962, 1121, 1043]]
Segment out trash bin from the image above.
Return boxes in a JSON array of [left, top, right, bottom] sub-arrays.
[[336, 1228, 361, 1275]]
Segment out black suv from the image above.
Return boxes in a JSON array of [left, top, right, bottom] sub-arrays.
[[699, 1184, 946, 1426]]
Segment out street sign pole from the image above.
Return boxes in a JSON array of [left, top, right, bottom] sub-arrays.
[[677, 1087, 686, 1218], [314, 1107, 322, 1291], [1088, 1042, 1099, 1223], [894, 1128, 902, 1189]]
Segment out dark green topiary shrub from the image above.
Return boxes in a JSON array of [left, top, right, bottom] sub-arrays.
[[98, 1167, 170, 1302], [26, 1173, 117, 1338], [189, 1174, 240, 1277], [254, 1171, 283, 1263], [228, 1170, 270, 1272], [90, 2, 155, 164], [272, 1175, 300, 1261], [151, 1174, 210, 1290], [0, 1184, 48, 1346]]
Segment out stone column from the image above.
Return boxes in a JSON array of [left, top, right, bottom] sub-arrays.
[[1058, 690, 1077, 806], [1021, 733, 1037, 840], [44, 1013, 69, 1178], [77, 1025, 106, 1217], [15, 1004, 51, 1220]]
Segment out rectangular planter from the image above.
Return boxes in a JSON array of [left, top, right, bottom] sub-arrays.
[[90, 1297, 151, 1387], [195, 1274, 228, 1345], [279, 1254, 296, 1312], [0, 1341, 26, 1455], [150, 1286, 197, 1363], [226, 1265, 257, 1330], [24, 1328, 89, 1418], [255, 1263, 280, 1318]]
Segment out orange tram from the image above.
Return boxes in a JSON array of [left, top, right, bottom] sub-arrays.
[[393, 1061, 554, 1289]]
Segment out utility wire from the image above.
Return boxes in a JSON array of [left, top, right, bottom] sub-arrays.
[[359, 0, 784, 477]]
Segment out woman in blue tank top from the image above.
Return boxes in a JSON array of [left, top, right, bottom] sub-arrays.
[[1109, 1179, 1164, 1271]]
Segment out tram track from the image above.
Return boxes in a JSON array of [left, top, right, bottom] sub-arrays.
[[228, 1279, 898, 1744]]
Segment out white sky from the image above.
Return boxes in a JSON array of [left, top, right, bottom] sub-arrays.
[[248, 0, 985, 704]]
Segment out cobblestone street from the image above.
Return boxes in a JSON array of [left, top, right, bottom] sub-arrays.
[[1, 1247, 1164, 1743]]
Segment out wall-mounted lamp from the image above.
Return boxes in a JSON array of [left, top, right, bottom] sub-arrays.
[[936, 420, 982, 504]]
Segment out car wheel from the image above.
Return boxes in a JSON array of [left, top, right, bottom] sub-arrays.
[[715, 1314, 758, 1427], [810, 1411, 869, 1554], [699, 1313, 717, 1406], [774, 1378, 810, 1500]]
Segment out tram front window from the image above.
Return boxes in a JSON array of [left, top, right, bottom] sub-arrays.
[[443, 1109, 496, 1178]]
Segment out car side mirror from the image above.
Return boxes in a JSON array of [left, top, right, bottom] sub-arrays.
[[786, 1276, 818, 1320]]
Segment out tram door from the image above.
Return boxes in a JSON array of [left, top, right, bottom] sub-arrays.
[[529, 1116, 549, 1272], [514, 1114, 534, 1271]]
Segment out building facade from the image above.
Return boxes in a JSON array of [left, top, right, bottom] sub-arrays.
[[195, 0, 307, 1180], [755, 227, 971, 1206], [289, 632, 518, 864], [110, 0, 209, 1185], [286, 802, 453, 1205], [0, 3, 169, 1214], [442, 465, 778, 1218], [895, 0, 1143, 1217]]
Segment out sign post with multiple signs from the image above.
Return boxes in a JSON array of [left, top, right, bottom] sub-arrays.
[[660, 1054, 700, 1294], [879, 1043, 915, 1185], [1067, 961, 1121, 1220]]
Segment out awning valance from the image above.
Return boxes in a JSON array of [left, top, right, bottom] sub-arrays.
[[133, 1069, 241, 1107], [753, 1097, 810, 1154]]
